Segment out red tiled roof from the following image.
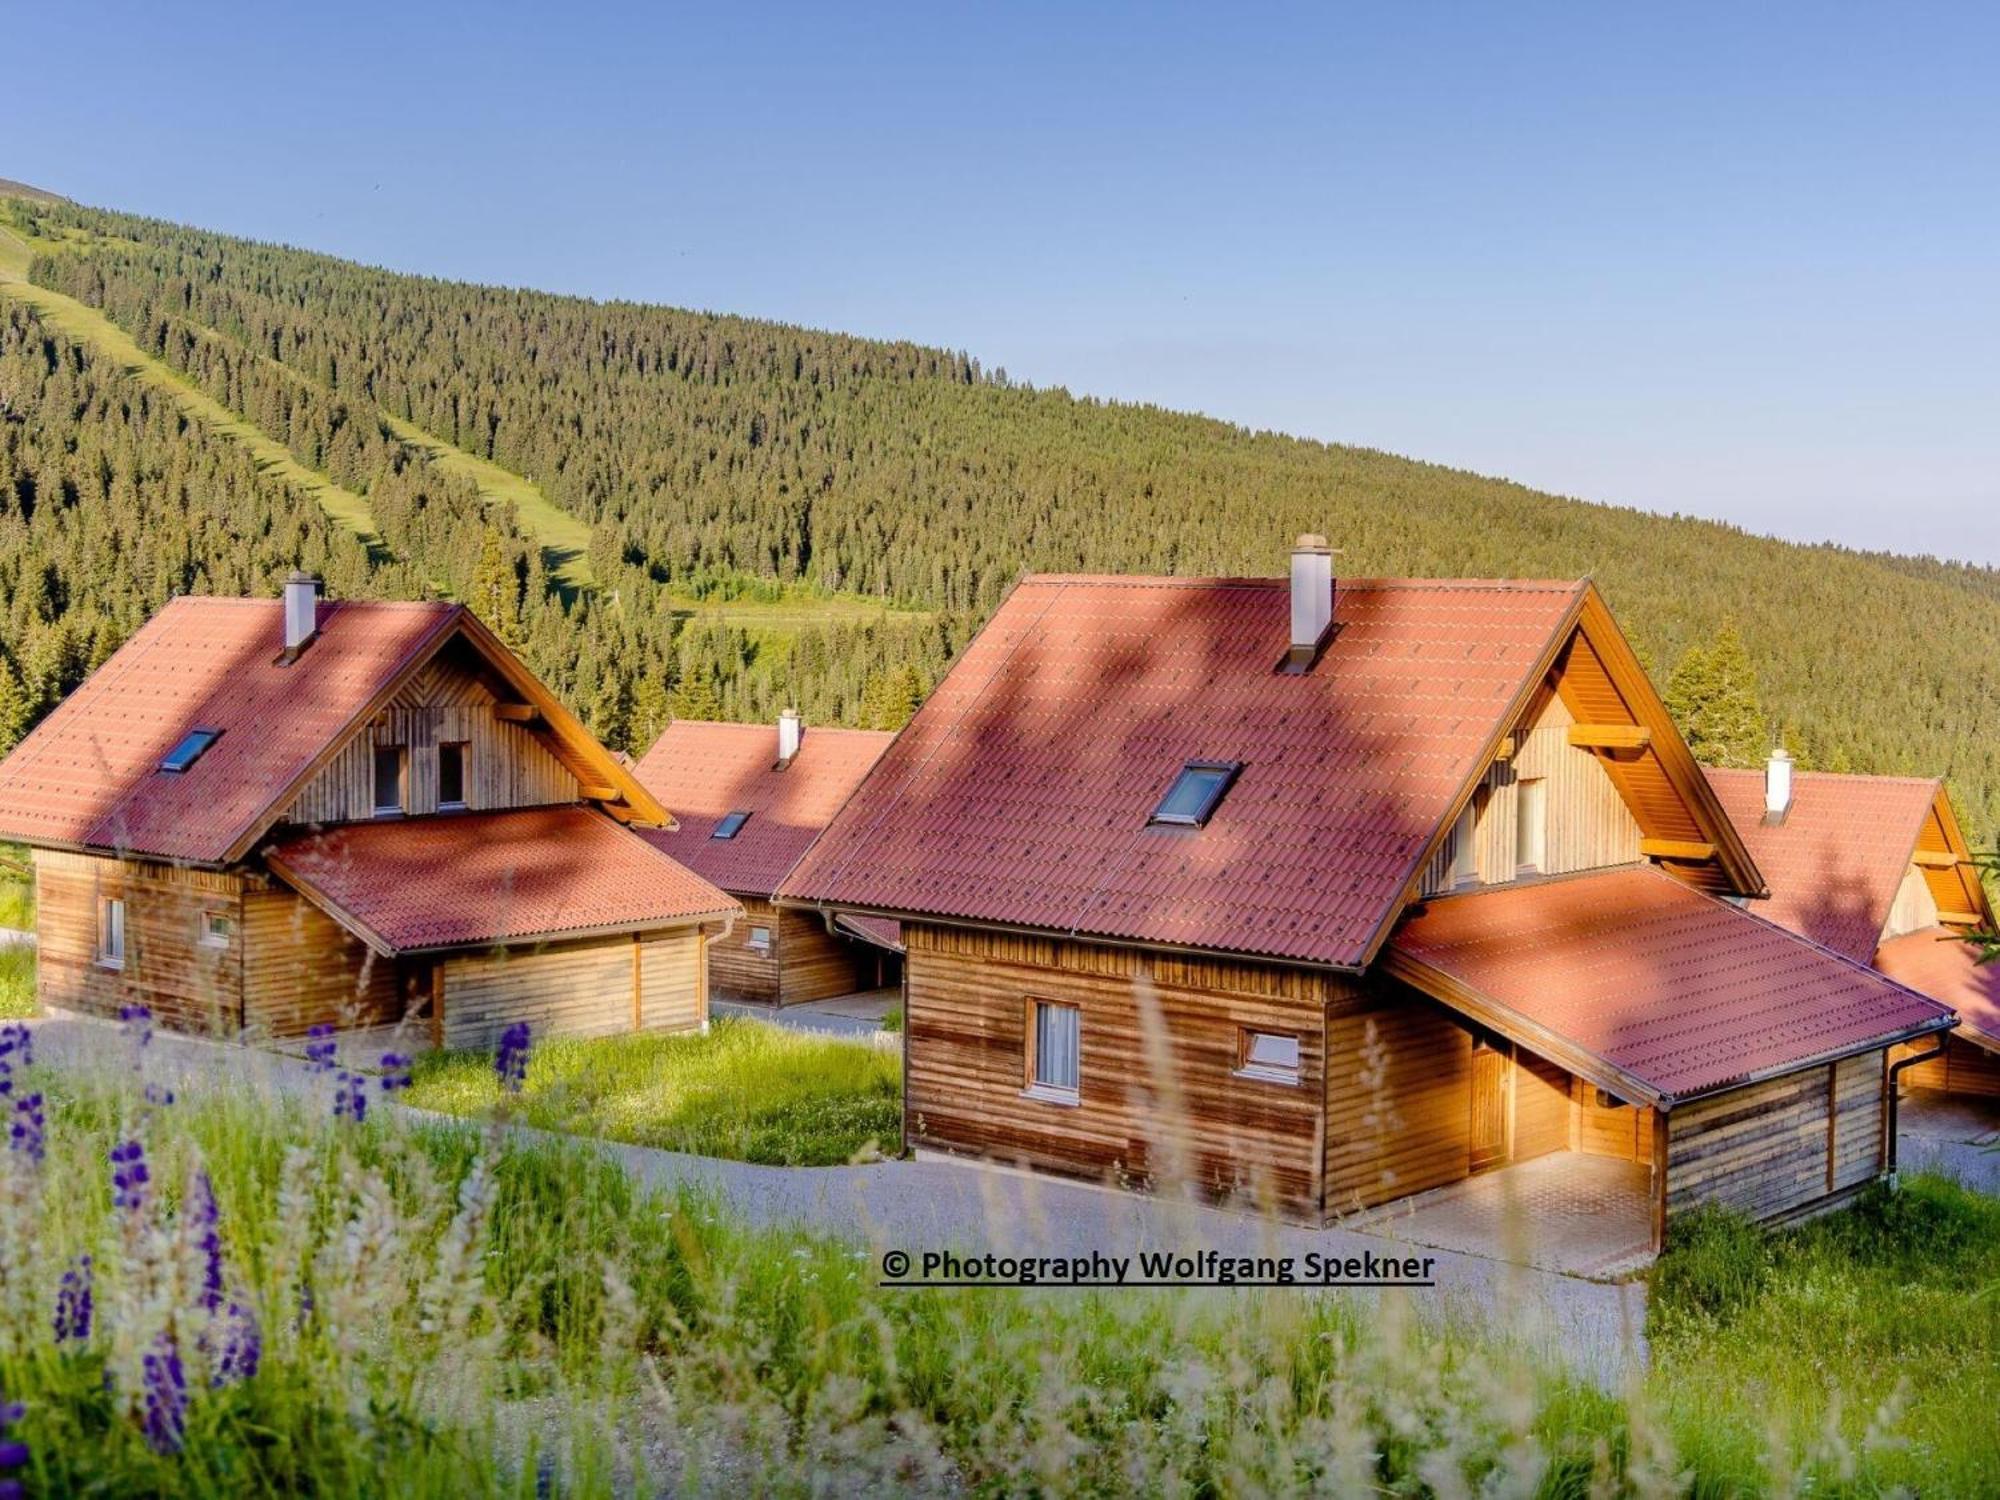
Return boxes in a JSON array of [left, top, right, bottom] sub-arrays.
[[835, 913, 904, 951], [781, 575, 1586, 968], [1703, 768, 1938, 961], [0, 596, 460, 864], [264, 806, 738, 954], [633, 720, 893, 896], [1876, 926, 2000, 1054], [1387, 866, 1953, 1103]]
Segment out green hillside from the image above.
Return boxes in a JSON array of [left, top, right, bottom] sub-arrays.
[[2, 190, 1997, 843]]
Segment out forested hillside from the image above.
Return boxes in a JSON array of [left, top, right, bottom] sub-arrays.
[[4, 192, 1998, 842]]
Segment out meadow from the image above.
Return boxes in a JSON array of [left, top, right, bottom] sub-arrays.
[[402, 1017, 902, 1165], [2, 1020, 1993, 1495]]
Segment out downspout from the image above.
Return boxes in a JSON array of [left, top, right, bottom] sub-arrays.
[[1884, 1038, 1948, 1186]]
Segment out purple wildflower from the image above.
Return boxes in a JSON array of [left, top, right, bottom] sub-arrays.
[[119, 1004, 153, 1054], [495, 1022, 531, 1093], [54, 1255, 92, 1343], [139, 1331, 186, 1454], [186, 1170, 223, 1314], [6, 1094, 42, 1164], [109, 1139, 150, 1214], [378, 1051, 412, 1094], [210, 1301, 261, 1388], [304, 1023, 337, 1074], [143, 1081, 176, 1109], [333, 1071, 368, 1124], [0, 1023, 29, 1069], [0, 1396, 26, 1500]]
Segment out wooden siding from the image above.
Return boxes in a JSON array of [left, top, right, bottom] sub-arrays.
[[1663, 1051, 1888, 1225], [1896, 1034, 2000, 1098], [1574, 1077, 1656, 1164], [1326, 982, 1472, 1212], [1513, 1050, 1571, 1161], [712, 897, 893, 1004], [1881, 864, 1941, 945], [904, 924, 1332, 1219], [239, 878, 402, 1037], [1421, 682, 1644, 895], [709, 895, 783, 1001], [282, 655, 577, 825], [35, 850, 245, 1034], [437, 930, 704, 1048]]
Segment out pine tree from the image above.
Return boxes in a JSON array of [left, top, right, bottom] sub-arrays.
[[1664, 622, 1767, 768], [0, 661, 30, 756], [629, 676, 671, 754], [671, 660, 723, 722], [469, 526, 522, 646]]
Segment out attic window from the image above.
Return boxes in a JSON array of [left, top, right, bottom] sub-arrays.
[[712, 810, 752, 840], [1149, 761, 1240, 827], [159, 728, 221, 773]]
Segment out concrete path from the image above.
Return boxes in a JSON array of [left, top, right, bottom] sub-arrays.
[[713, 989, 898, 1044], [21, 1010, 1647, 1381], [1897, 1089, 2000, 1195], [0, 926, 33, 947]]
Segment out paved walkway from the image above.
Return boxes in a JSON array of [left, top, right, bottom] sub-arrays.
[[1898, 1089, 2000, 1195], [22, 1011, 1646, 1380], [713, 988, 899, 1043]]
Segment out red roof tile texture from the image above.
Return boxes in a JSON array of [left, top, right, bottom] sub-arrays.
[[0, 596, 462, 864], [1389, 866, 1953, 1102], [633, 720, 893, 896], [265, 806, 737, 954], [1875, 926, 2000, 1053], [781, 575, 1586, 968], [1702, 768, 1938, 962]]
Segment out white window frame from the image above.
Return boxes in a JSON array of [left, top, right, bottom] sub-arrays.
[[746, 925, 773, 953], [1023, 998, 1081, 1104], [437, 740, 469, 811], [372, 744, 407, 816], [1515, 776, 1547, 875], [1235, 1028, 1302, 1085], [97, 895, 126, 969], [198, 909, 233, 950]]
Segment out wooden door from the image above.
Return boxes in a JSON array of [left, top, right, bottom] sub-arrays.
[[1469, 1040, 1509, 1172]]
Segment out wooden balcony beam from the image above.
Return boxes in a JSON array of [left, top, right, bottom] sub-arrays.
[[1640, 837, 1716, 862], [1567, 724, 1651, 751]]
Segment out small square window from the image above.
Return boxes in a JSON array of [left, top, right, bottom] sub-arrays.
[[1237, 1029, 1301, 1084], [747, 925, 773, 952], [1149, 761, 1241, 827], [160, 728, 221, 773], [199, 910, 233, 949], [97, 896, 126, 968], [373, 745, 406, 815], [1024, 999, 1080, 1101], [438, 741, 468, 809], [711, 810, 752, 840]]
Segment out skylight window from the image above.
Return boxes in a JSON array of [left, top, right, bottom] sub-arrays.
[[711, 810, 752, 840], [1149, 761, 1241, 827], [159, 728, 221, 773]]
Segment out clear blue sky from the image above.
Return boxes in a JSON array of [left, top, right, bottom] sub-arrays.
[[9, 2, 1997, 563]]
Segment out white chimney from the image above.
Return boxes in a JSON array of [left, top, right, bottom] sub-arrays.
[[1286, 534, 1335, 672], [1764, 746, 1793, 824], [282, 571, 320, 657], [777, 708, 803, 767]]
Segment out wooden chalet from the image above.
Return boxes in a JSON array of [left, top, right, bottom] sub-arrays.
[[632, 714, 900, 1004], [1704, 761, 2000, 1097], [0, 575, 739, 1045], [780, 539, 1956, 1241]]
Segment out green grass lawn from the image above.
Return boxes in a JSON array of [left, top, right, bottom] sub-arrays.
[[403, 1015, 901, 1165], [0, 943, 34, 1018], [1646, 1173, 2000, 1492]]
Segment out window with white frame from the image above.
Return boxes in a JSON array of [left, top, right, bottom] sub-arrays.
[[1236, 1029, 1301, 1084], [97, 896, 126, 968], [747, 925, 773, 953], [1025, 999, 1080, 1100], [198, 910, 233, 949], [1515, 777, 1547, 874]]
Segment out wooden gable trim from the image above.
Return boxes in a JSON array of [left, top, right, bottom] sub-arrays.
[[1564, 586, 1766, 898], [1917, 785, 1994, 932]]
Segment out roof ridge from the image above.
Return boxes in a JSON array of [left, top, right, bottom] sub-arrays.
[[1018, 573, 1589, 592]]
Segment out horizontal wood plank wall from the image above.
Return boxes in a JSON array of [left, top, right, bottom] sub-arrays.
[[1574, 1077, 1656, 1163], [282, 657, 577, 824], [1664, 1051, 1889, 1225], [708, 895, 782, 1001], [240, 881, 401, 1036], [1421, 682, 1644, 896], [440, 930, 702, 1047], [637, 930, 704, 1033], [34, 850, 243, 1034], [1326, 981, 1472, 1213], [904, 924, 1331, 1219], [1896, 1035, 2000, 1097], [1513, 1050, 1571, 1161], [775, 906, 876, 1004]]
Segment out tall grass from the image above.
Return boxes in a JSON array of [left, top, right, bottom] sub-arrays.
[[403, 1017, 901, 1165], [0, 946, 34, 1020]]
